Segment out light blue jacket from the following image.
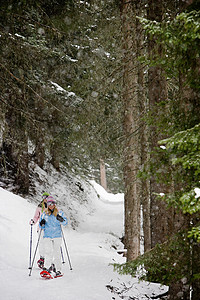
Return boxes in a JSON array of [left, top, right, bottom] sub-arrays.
[[39, 210, 67, 239]]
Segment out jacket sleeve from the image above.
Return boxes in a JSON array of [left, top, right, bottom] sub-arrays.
[[30, 207, 41, 225], [59, 210, 68, 226], [39, 212, 45, 229]]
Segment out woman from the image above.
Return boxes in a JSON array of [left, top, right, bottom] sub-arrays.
[[29, 192, 49, 268], [39, 195, 68, 278]]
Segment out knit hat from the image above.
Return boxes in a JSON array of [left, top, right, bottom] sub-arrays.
[[42, 192, 49, 199], [46, 196, 56, 206]]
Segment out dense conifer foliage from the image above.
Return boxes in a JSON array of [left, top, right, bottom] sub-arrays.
[[0, 0, 123, 193], [1, 1, 200, 298], [117, 6, 200, 299]]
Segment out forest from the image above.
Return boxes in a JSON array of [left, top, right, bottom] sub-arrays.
[[0, 0, 200, 299]]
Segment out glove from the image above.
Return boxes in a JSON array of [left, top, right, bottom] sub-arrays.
[[30, 219, 34, 225], [40, 219, 46, 226], [56, 214, 64, 222]]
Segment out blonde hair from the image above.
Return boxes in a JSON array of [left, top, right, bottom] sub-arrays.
[[45, 206, 59, 217]]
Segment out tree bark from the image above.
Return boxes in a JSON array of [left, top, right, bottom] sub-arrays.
[[192, 242, 200, 300], [50, 139, 60, 171], [2, 93, 29, 194], [100, 158, 107, 191], [147, 0, 170, 248], [32, 95, 46, 169], [135, 2, 151, 253], [121, 0, 143, 261], [34, 128, 45, 169]]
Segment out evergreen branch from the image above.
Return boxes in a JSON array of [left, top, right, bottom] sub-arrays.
[[0, 63, 64, 114], [1, 11, 64, 35], [113, 230, 194, 285], [0, 96, 41, 127]]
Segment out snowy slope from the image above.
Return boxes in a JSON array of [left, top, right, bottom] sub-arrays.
[[0, 171, 168, 300]]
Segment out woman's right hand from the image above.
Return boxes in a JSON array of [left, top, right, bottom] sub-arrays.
[[40, 219, 46, 226]]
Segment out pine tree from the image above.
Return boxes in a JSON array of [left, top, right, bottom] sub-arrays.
[[115, 6, 200, 299], [0, 0, 124, 193]]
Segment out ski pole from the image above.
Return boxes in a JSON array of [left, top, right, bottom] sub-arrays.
[[29, 229, 42, 276], [61, 226, 72, 270], [28, 223, 33, 269], [60, 246, 65, 264]]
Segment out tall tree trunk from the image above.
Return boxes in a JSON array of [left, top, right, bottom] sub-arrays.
[[142, 146, 151, 252], [50, 139, 60, 171], [168, 207, 191, 300], [2, 93, 29, 194], [176, 2, 200, 296], [147, 0, 169, 248], [166, 53, 199, 298], [32, 96, 46, 169], [135, 2, 151, 253], [121, 0, 143, 261], [34, 127, 45, 169], [147, 3, 190, 298], [100, 158, 107, 191], [192, 239, 200, 299]]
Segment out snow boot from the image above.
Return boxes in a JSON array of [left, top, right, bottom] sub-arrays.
[[54, 270, 63, 278], [37, 257, 44, 269], [51, 264, 63, 278]]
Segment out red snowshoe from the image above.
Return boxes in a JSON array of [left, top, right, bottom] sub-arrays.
[[40, 270, 54, 279], [40, 269, 63, 279]]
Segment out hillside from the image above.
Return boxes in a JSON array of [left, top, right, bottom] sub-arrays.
[[0, 164, 168, 299]]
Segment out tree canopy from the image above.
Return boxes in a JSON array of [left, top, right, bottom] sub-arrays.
[[0, 0, 124, 193]]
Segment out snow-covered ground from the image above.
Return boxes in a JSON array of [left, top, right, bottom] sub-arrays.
[[0, 172, 168, 300]]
